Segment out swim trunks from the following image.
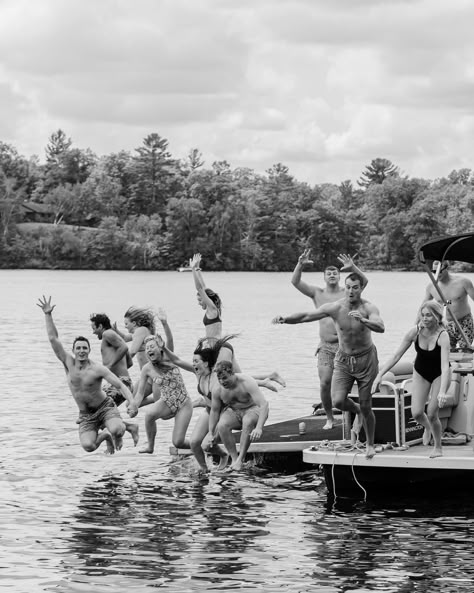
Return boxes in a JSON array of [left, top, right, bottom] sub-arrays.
[[153, 366, 189, 414], [220, 404, 260, 427], [414, 330, 447, 383], [78, 397, 121, 434], [104, 376, 133, 407], [315, 341, 339, 370], [446, 312, 474, 350], [332, 344, 378, 403]]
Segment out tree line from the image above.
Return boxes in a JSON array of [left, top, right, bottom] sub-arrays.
[[1, 131, 473, 271]]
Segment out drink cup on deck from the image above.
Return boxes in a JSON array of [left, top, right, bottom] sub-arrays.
[[299, 422, 306, 435]]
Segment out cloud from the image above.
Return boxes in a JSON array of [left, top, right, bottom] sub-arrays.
[[0, 0, 474, 183]]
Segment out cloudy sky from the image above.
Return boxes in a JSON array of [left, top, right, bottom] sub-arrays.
[[1, 0, 473, 184]]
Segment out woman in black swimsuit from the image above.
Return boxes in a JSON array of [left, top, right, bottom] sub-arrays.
[[372, 301, 451, 458]]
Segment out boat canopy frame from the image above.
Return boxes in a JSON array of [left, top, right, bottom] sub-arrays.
[[419, 232, 474, 350]]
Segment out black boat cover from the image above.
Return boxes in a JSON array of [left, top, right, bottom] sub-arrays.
[[419, 232, 474, 265]]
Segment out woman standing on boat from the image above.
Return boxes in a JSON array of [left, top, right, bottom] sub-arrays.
[[134, 335, 192, 454], [372, 301, 450, 458], [189, 253, 285, 390]]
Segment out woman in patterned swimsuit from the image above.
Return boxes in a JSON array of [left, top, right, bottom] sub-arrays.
[[135, 335, 192, 454]]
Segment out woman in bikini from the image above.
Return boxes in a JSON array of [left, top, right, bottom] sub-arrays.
[[372, 300, 450, 458], [163, 336, 235, 473], [134, 335, 192, 454], [190, 253, 285, 391]]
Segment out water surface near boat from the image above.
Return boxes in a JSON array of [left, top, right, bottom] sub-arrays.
[[3, 269, 474, 592]]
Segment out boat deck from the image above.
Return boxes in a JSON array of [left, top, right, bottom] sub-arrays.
[[170, 413, 345, 457], [303, 440, 474, 470]]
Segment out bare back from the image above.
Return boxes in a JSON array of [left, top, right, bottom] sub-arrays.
[[101, 329, 129, 377]]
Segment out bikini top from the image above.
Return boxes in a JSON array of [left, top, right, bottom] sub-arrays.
[[197, 375, 212, 399], [203, 311, 222, 326]]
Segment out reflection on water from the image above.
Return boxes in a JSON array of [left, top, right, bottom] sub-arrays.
[[3, 270, 474, 592]]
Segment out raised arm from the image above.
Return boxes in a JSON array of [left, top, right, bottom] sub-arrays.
[[191, 253, 219, 315], [37, 296, 69, 367], [272, 303, 333, 325], [337, 253, 368, 289], [372, 327, 416, 393], [162, 345, 195, 374], [291, 249, 318, 298], [112, 322, 132, 343], [157, 308, 174, 351]]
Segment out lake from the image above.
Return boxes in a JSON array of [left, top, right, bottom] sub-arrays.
[[2, 269, 474, 592]]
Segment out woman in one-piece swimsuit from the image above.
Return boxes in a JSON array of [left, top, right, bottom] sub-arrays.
[[372, 300, 451, 458]]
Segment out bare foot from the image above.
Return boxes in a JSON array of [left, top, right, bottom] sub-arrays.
[[351, 413, 363, 444], [260, 378, 278, 393], [105, 436, 115, 455], [139, 444, 154, 454], [422, 428, 432, 446], [229, 460, 243, 471], [269, 372, 286, 388], [126, 423, 139, 447], [323, 419, 334, 430], [217, 454, 229, 470], [366, 445, 376, 459], [429, 447, 443, 458]]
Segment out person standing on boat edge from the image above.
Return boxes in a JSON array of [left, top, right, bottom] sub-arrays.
[[291, 250, 368, 429], [89, 313, 139, 446], [189, 252, 286, 391], [37, 296, 138, 454], [372, 301, 450, 458], [209, 360, 270, 472], [424, 260, 474, 350], [272, 272, 384, 460]]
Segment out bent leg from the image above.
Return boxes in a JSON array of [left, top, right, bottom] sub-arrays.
[[232, 409, 259, 470], [139, 400, 169, 454], [217, 409, 241, 463], [171, 399, 193, 449], [103, 416, 126, 451]]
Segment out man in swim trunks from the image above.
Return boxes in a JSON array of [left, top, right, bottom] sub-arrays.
[[273, 273, 385, 459], [209, 361, 269, 471], [425, 260, 474, 350], [38, 296, 139, 454], [291, 250, 368, 429], [90, 313, 139, 445]]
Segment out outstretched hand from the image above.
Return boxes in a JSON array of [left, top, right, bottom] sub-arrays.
[[298, 248, 313, 266], [157, 307, 167, 322], [272, 316, 285, 324], [37, 295, 55, 314], [190, 253, 202, 269], [337, 253, 357, 272]]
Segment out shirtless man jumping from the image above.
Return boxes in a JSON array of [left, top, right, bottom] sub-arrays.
[[425, 260, 474, 350], [90, 313, 139, 445], [291, 250, 368, 429], [209, 361, 269, 471], [273, 273, 384, 459], [38, 296, 138, 454]]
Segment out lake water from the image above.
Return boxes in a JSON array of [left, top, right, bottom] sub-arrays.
[[2, 269, 474, 592]]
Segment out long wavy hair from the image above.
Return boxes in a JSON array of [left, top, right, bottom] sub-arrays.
[[193, 334, 237, 370], [124, 306, 156, 334]]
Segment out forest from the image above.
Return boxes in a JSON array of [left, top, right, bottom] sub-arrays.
[[1, 130, 473, 271]]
